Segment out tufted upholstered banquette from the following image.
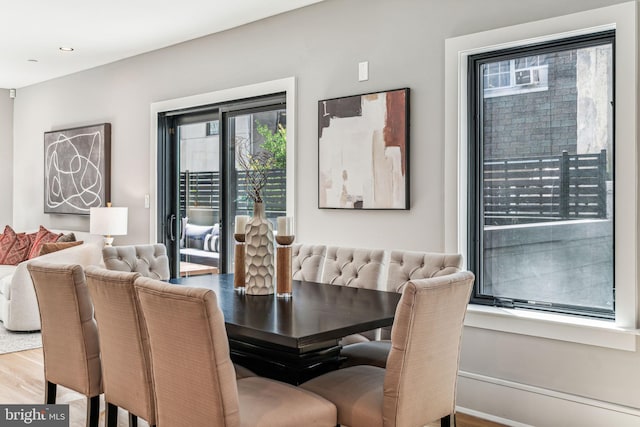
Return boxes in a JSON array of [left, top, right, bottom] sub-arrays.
[[102, 244, 170, 281], [292, 244, 326, 283], [386, 250, 463, 292], [320, 246, 385, 289]]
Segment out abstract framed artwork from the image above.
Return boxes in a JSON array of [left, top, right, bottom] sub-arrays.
[[318, 88, 409, 210], [44, 123, 111, 215]]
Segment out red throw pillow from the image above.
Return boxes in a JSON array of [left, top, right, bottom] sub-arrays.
[[0, 226, 31, 265], [27, 226, 63, 259]]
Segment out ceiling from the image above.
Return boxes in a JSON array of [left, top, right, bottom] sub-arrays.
[[1, 0, 324, 89]]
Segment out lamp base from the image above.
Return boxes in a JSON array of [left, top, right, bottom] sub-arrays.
[[103, 236, 114, 246]]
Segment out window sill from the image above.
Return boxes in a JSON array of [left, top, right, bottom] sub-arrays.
[[464, 304, 639, 351]]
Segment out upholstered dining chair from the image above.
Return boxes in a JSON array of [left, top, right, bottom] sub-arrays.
[[292, 244, 326, 282], [27, 261, 102, 427], [84, 266, 156, 427], [321, 246, 386, 344], [134, 277, 337, 427], [341, 250, 464, 367], [102, 244, 170, 281], [301, 271, 475, 427]]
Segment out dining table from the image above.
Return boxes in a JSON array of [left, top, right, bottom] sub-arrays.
[[169, 273, 401, 384]]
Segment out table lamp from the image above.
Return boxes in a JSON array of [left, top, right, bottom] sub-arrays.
[[90, 203, 128, 246]]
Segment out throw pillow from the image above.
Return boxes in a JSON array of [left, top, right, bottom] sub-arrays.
[[28, 226, 63, 259], [203, 234, 219, 252], [57, 232, 77, 243], [0, 226, 31, 265], [185, 223, 213, 250], [180, 217, 188, 248], [39, 240, 83, 256]]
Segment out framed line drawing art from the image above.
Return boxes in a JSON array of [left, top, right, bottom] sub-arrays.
[[44, 123, 111, 215], [318, 88, 409, 210]]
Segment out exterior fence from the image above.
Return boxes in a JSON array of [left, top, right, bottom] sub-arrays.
[[179, 169, 286, 223], [484, 150, 607, 225]]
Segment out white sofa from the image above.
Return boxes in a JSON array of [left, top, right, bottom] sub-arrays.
[[0, 230, 103, 331]]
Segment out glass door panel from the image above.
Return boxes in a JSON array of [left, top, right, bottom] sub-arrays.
[[178, 118, 222, 277], [223, 107, 287, 270]]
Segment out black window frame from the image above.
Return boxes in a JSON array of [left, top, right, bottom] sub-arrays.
[[467, 30, 616, 319]]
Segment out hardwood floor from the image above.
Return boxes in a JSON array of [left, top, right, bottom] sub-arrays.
[[0, 349, 148, 427], [0, 348, 506, 427]]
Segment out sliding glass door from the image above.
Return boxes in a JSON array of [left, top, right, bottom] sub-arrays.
[[158, 94, 286, 278]]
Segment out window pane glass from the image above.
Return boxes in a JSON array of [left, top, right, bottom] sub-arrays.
[[226, 108, 287, 268], [179, 120, 221, 273], [480, 43, 614, 314]]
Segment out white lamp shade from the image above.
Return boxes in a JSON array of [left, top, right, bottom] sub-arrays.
[[90, 207, 128, 236]]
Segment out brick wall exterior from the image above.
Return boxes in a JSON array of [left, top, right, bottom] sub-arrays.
[[483, 51, 577, 159]]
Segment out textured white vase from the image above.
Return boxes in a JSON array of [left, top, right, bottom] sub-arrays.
[[245, 202, 275, 295]]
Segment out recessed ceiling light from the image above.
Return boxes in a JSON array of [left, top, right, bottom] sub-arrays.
[[59, 47, 74, 52]]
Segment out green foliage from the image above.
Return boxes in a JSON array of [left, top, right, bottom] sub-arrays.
[[256, 122, 286, 169]]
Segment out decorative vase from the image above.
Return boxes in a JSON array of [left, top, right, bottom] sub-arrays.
[[245, 202, 275, 295]]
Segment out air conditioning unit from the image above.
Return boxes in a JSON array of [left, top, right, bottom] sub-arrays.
[[515, 69, 540, 86]]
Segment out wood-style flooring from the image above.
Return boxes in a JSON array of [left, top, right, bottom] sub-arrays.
[[0, 348, 506, 427]]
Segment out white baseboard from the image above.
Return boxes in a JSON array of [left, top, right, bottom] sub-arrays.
[[456, 371, 640, 426]]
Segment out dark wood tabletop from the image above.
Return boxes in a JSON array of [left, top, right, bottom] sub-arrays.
[[169, 273, 401, 353]]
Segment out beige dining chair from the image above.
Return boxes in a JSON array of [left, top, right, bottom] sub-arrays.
[[27, 261, 102, 427], [292, 244, 326, 282], [341, 250, 464, 367], [301, 271, 475, 427], [84, 266, 156, 427], [102, 244, 170, 281], [133, 276, 337, 427]]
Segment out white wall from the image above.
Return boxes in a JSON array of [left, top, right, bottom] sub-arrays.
[[0, 89, 12, 226], [10, 0, 639, 424]]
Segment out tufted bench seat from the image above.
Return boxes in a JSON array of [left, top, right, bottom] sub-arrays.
[[102, 244, 170, 281]]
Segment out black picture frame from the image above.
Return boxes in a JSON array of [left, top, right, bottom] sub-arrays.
[[44, 123, 111, 215], [318, 88, 410, 210]]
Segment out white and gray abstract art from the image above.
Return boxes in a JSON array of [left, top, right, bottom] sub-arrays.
[[44, 123, 111, 215]]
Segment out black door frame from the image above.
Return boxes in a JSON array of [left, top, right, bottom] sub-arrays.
[[157, 93, 286, 278]]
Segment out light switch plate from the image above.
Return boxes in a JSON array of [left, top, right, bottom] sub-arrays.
[[358, 61, 369, 81]]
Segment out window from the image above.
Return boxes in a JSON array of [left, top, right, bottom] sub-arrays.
[[468, 31, 615, 318], [483, 55, 549, 98]]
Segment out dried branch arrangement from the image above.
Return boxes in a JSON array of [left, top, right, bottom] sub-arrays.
[[236, 137, 275, 203]]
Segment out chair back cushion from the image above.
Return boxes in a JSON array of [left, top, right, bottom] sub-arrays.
[[321, 246, 385, 289], [292, 244, 326, 282], [387, 251, 463, 292], [134, 277, 240, 427], [85, 266, 155, 424], [103, 244, 170, 280], [383, 271, 475, 426], [27, 261, 101, 397]]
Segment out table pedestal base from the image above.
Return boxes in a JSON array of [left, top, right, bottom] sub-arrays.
[[228, 338, 342, 385]]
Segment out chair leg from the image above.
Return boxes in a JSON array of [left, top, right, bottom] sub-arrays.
[[45, 381, 57, 404], [106, 402, 118, 427], [129, 413, 138, 427], [86, 396, 100, 427], [441, 414, 452, 427]]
